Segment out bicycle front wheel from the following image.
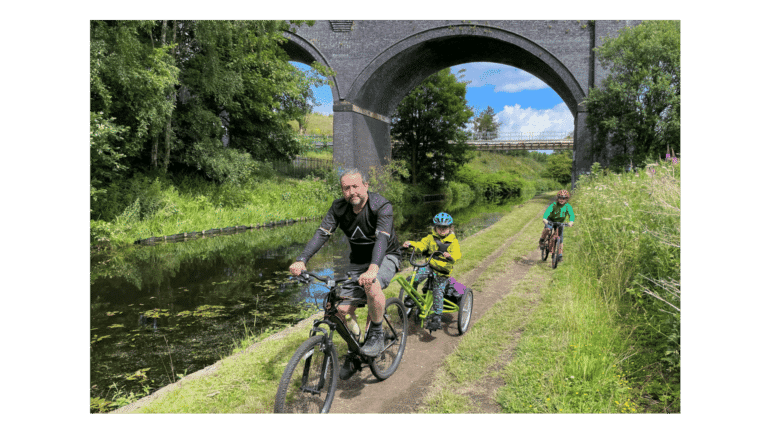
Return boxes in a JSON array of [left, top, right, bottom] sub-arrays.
[[552, 237, 560, 269], [370, 297, 408, 380], [541, 235, 550, 261], [274, 335, 339, 413]]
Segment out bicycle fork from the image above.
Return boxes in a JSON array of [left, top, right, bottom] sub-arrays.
[[301, 340, 333, 395]]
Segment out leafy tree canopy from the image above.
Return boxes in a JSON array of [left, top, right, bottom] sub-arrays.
[[90, 20, 329, 196], [472, 105, 502, 139], [584, 20, 680, 169], [391, 68, 474, 186]]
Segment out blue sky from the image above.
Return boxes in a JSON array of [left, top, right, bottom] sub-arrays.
[[291, 61, 574, 137]]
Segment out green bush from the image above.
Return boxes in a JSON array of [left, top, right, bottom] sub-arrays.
[[447, 181, 474, 210], [367, 160, 412, 206]]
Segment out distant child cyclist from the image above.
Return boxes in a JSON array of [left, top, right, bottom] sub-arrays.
[[402, 212, 462, 332], [539, 190, 575, 262]]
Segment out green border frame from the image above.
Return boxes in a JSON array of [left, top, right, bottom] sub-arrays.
[[7, 0, 736, 430]]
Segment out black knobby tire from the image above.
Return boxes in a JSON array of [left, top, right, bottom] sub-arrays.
[[457, 288, 474, 334], [552, 236, 560, 269], [541, 234, 550, 262], [274, 334, 339, 413], [369, 297, 408, 380]]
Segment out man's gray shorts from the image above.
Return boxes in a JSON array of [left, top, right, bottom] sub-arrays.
[[340, 254, 400, 306]]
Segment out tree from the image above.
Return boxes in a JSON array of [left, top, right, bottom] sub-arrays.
[[472, 106, 501, 139], [546, 150, 573, 185], [90, 20, 179, 174], [391, 69, 474, 186], [90, 20, 328, 188], [584, 20, 680, 169]]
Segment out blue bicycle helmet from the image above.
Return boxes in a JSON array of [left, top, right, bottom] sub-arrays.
[[433, 212, 453, 226]]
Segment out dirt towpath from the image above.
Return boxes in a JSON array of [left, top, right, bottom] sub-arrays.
[[327, 218, 541, 413]]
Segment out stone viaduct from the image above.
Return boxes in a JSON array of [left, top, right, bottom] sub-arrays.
[[283, 20, 641, 186]]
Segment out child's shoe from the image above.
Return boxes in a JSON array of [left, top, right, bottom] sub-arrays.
[[425, 313, 442, 332]]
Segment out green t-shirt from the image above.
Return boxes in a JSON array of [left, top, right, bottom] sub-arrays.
[[543, 201, 575, 223]]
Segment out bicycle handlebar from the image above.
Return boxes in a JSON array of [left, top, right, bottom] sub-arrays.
[[402, 246, 450, 268]]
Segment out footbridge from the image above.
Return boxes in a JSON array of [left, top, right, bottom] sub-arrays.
[[310, 132, 574, 151], [284, 20, 641, 185]]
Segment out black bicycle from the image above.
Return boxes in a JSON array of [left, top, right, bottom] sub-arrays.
[[541, 221, 568, 269], [273, 271, 408, 413]]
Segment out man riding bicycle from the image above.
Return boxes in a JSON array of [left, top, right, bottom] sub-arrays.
[[539, 190, 575, 262], [289, 168, 401, 378]]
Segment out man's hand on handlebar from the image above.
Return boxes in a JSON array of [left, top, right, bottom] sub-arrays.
[[289, 261, 307, 276]]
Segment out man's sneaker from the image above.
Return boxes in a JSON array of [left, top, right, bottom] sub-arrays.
[[360, 328, 385, 357], [425, 314, 442, 332], [339, 354, 358, 380]]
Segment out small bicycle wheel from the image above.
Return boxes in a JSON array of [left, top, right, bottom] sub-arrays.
[[274, 335, 339, 413], [370, 297, 408, 380], [552, 237, 560, 269], [457, 289, 473, 334]]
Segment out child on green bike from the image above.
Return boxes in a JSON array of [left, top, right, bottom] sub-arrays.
[[539, 190, 575, 262], [402, 212, 462, 331]]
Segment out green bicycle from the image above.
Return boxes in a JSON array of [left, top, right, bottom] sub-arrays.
[[393, 247, 474, 335]]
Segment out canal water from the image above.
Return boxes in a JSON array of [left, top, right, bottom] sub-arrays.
[[90, 197, 522, 405]]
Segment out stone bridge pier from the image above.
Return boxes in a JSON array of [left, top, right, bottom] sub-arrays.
[[283, 20, 641, 186]]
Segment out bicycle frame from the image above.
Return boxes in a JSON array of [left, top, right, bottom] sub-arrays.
[[546, 221, 567, 255], [302, 272, 399, 359]]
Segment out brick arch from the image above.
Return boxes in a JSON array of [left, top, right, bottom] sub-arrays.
[[346, 24, 585, 118], [282, 32, 340, 102]]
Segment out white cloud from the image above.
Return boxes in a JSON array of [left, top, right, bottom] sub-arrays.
[[453, 62, 547, 93], [497, 102, 573, 135]]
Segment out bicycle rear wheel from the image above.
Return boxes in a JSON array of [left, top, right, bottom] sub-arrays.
[[457, 289, 473, 334], [369, 297, 408, 380], [274, 334, 338, 413]]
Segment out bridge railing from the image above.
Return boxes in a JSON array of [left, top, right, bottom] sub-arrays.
[[465, 131, 572, 141]]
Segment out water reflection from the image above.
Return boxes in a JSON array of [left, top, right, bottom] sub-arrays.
[[90, 196, 521, 405]]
